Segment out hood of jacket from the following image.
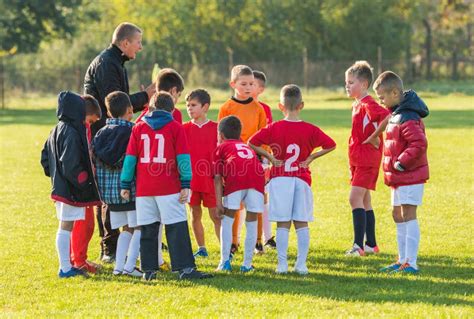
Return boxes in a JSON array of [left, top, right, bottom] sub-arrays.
[[56, 91, 86, 127], [143, 110, 174, 130], [391, 90, 429, 119], [92, 118, 134, 167]]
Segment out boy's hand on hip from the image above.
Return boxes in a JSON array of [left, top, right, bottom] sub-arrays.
[[362, 136, 380, 149], [179, 189, 189, 203], [120, 189, 130, 201]]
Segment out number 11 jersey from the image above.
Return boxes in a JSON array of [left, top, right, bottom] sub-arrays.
[[249, 119, 336, 186]]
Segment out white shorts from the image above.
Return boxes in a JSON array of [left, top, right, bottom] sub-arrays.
[[268, 177, 314, 222], [55, 202, 85, 221], [391, 184, 424, 206], [110, 210, 138, 229], [136, 194, 187, 226], [223, 189, 264, 213]]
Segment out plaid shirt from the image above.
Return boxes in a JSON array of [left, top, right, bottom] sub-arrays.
[[94, 118, 136, 204]]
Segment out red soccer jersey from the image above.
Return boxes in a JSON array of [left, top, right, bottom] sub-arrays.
[[259, 101, 273, 125], [183, 120, 218, 194], [126, 120, 189, 196], [135, 106, 183, 124], [348, 95, 390, 167], [249, 120, 336, 186], [213, 140, 265, 196]]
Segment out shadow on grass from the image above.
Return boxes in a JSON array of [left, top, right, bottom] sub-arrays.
[[91, 251, 473, 307], [1, 108, 473, 129]]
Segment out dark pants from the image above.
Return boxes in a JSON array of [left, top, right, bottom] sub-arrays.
[[141, 221, 196, 272], [96, 204, 119, 257]]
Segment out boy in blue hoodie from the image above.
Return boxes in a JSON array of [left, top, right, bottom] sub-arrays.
[[41, 91, 102, 278], [92, 91, 142, 277], [120, 92, 212, 281]]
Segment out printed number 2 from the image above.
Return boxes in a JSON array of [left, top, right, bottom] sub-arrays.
[[236, 143, 254, 159], [284, 144, 300, 172], [140, 134, 166, 163]]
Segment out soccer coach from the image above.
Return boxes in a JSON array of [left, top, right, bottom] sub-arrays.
[[83, 22, 155, 262]]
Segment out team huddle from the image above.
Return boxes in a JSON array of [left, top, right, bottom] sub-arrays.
[[41, 23, 429, 281]]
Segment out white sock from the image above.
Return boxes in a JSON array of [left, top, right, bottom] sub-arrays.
[[115, 231, 132, 272], [243, 220, 257, 268], [124, 230, 141, 272], [295, 227, 310, 270], [276, 227, 290, 271], [158, 223, 164, 265], [405, 219, 420, 269], [220, 215, 234, 264], [56, 228, 72, 272], [396, 222, 407, 264], [263, 203, 272, 242]]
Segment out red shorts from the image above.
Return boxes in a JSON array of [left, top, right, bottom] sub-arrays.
[[189, 191, 216, 208], [350, 166, 380, 190]]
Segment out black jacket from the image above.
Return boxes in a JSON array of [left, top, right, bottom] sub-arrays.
[[84, 44, 148, 135], [41, 91, 101, 207]]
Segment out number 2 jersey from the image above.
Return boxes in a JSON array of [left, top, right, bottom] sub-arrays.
[[121, 110, 191, 196], [213, 139, 265, 196], [249, 119, 336, 186]]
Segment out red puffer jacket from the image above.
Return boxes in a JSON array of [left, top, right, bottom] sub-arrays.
[[383, 90, 429, 187]]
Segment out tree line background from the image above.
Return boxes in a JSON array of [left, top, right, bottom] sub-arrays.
[[0, 0, 472, 101]]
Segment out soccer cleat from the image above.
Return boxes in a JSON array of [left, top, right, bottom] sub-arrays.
[[179, 269, 214, 280], [159, 261, 170, 272], [364, 245, 380, 254], [216, 260, 232, 272], [390, 263, 419, 275], [193, 247, 209, 258], [123, 267, 144, 278], [101, 254, 115, 264], [379, 262, 402, 272], [294, 266, 309, 275], [264, 236, 277, 249], [58, 267, 89, 278], [240, 265, 255, 273], [345, 243, 365, 257], [142, 271, 157, 281], [276, 264, 288, 274], [77, 260, 102, 274], [254, 242, 264, 254]]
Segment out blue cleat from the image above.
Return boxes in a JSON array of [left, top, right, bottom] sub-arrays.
[[379, 262, 402, 272], [193, 247, 209, 258], [390, 263, 419, 275], [240, 265, 255, 273], [58, 267, 88, 278], [216, 260, 232, 272]]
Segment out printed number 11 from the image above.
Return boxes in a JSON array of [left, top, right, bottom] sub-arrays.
[[140, 134, 166, 163]]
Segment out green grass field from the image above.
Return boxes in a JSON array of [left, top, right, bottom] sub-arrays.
[[0, 87, 473, 317]]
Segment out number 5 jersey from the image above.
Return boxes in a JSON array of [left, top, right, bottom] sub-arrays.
[[249, 119, 336, 187]]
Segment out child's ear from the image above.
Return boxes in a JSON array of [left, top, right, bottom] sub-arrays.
[[229, 81, 236, 89], [202, 103, 210, 111], [299, 101, 305, 111], [278, 102, 285, 112]]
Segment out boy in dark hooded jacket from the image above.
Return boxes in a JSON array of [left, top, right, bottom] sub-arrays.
[[372, 71, 429, 274], [41, 91, 102, 278]]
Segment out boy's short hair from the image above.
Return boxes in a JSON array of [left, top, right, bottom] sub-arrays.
[[185, 89, 211, 106], [345, 61, 373, 87], [280, 84, 302, 111], [112, 22, 142, 45], [373, 71, 404, 93], [231, 65, 253, 82], [253, 70, 266, 85], [157, 68, 185, 92], [83, 94, 101, 118], [105, 91, 131, 118], [218, 115, 242, 140], [149, 91, 175, 113]]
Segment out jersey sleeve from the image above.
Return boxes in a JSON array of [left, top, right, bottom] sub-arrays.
[[311, 126, 336, 150], [258, 106, 267, 129], [175, 125, 192, 188], [217, 104, 228, 121], [249, 126, 271, 147], [173, 108, 183, 124], [366, 101, 390, 123], [121, 126, 139, 190]]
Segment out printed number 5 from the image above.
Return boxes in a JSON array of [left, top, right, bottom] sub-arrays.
[[140, 134, 166, 163], [236, 143, 254, 159], [284, 144, 300, 172]]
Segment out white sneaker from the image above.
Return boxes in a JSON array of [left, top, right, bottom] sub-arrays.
[[276, 263, 288, 274], [345, 243, 365, 257], [294, 265, 309, 275], [364, 245, 380, 254], [123, 267, 144, 278], [112, 269, 122, 276]]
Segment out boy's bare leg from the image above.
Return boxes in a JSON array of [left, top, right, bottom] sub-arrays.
[[190, 205, 205, 247], [208, 207, 221, 241]]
